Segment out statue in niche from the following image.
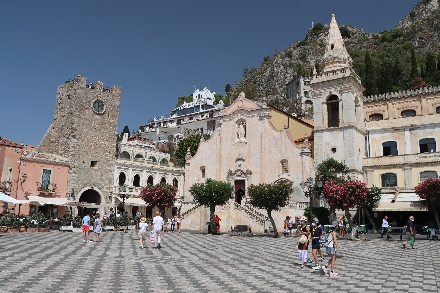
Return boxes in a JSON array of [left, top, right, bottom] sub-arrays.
[[237, 121, 246, 141]]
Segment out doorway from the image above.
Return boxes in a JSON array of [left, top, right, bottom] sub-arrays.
[[78, 189, 101, 217], [234, 180, 245, 204]]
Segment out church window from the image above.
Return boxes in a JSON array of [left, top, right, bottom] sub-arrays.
[[135, 153, 143, 159], [420, 171, 438, 183], [331, 44, 334, 50], [201, 167, 206, 178], [401, 109, 416, 117], [281, 160, 288, 173], [419, 138, 436, 153], [327, 95, 339, 127], [382, 141, 398, 156], [6, 167, 12, 182], [133, 174, 140, 187], [381, 173, 397, 187], [331, 148, 336, 153], [369, 113, 383, 121], [160, 177, 166, 184], [436, 106, 440, 114], [119, 151, 130, 160], [148, 156, 157, 163], [173, 178, 178, 188], [118, 172, 126, 186], [160, 158, 168, 165]]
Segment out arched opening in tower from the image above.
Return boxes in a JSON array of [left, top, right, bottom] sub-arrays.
[[327, 95, 339, 127]]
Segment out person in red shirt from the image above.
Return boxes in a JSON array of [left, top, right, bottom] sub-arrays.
[[214, 215, 221, 233]]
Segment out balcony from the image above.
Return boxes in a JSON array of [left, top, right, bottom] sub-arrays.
[[0, 181, 12, 194], [363, 152, 440, 167], [36, 182, 57, 196]]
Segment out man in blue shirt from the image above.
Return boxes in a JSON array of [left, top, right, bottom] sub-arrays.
[[82, 213, 91, 243]]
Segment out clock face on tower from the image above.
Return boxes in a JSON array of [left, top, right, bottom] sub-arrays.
[[92, 99, 105, 114]]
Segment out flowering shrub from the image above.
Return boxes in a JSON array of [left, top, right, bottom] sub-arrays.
[[415, 178, 440, 207], [323, 179, 369, 210], [139, 183, 178, 208]]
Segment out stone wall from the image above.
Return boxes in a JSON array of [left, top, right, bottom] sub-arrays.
[[38, 76, 121, 203]]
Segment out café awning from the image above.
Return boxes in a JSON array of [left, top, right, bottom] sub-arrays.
[[27, 196, 69, 206], [374, 193, 428, 212], [125, 197, 148, 206], [0, 192, 30, 204]]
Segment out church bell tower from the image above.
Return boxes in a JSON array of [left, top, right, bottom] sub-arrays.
[[310, 14, 366, 179]]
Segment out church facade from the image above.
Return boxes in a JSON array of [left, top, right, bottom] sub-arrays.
[[181, 94, 313, 233]]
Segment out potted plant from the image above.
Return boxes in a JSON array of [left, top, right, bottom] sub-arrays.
[[103, 218, 114, 231], [8, 220, 21, 232], [36, 212, 49, 232], [0, 217, 8, 232], [19, 221, 27, 232], [26, 220, 38, 232], [114, 217, 121, 231], [60, 214, 73, 232]]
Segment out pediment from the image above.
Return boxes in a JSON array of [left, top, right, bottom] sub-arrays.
[[220, 92, 264, 116]]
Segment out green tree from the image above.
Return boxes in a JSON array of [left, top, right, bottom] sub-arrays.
[[425, 52, 439, 85], [410, 49, 418, 80], [247, 181, 293, 238], [175, 134, 210, 165], [189, 178, 234, 235], [117, 125, 131, 142], [214, 93, 230, 106], [225, 84, 232, 94], [364, 52, 378, 96], [377, 56, 393, 94], [175, 94, 193, 108], [339, 26, 351, 39]]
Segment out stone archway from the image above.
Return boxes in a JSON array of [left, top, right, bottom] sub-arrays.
[[77, 187, 103, 217]]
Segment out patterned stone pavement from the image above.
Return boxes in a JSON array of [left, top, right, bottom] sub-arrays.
[[0, 230, 439, 293]]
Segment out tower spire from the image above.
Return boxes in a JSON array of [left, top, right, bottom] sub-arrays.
[[321, 14, 352, 72]]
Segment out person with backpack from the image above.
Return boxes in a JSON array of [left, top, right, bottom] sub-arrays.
[[321, 221, 340, 277], [297, 217, 310, 268]]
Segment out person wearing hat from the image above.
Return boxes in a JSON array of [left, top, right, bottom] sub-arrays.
[[297, 216, 310, 268], [152, 211, 164, 249], [321, 221, 340, 277], [138, 217, 149, 249]]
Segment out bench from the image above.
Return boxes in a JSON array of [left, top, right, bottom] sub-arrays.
[[385, 227, 406, 240], [230, 225, 252, 236]]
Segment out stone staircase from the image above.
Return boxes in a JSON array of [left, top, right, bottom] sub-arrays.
[[180, 203, 202, 219]]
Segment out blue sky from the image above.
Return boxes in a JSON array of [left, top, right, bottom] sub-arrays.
[[0, 0, 418, 146]]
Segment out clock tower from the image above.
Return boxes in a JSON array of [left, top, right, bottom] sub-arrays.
[[310, 15, 366, 179], [38, 76, 121, 206]]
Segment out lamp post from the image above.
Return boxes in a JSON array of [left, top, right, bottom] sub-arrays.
[[119, 184, 128, 214], [300, 177, 323, 233]]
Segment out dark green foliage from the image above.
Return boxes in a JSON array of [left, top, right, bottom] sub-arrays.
[[175, 94, 193, 108], [410, 49, 419, 80], [314, 158, 349, 192], [310, 23, 324, 36], [339, 26, 351, 39], [117, 125, 131, 142], [263, 56, 270, 63], [285, 49, 293, 59], [175, 134, 203, 164], [304, 207, 330, 225], [214, 93, 230, 106], [425, 52, 439, 85], [225, 84, 232, 94], [299, 52, 307, 62], [364, 52, 378, 96], [294, 63, 309, 76]]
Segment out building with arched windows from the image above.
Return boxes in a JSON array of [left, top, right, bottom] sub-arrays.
[[308, 14, 440, 223], [113, 133, 184, 218]]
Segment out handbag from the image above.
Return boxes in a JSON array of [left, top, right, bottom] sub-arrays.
[[409, 235, 415, 246], [298, 234, 307, 244]]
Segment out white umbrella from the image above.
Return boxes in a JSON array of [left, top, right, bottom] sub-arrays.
[[0, 192, 21, 204]]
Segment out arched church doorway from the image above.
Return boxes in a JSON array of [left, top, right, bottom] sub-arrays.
[[79, 189, 101, 217], [234, 180, 245, 204]]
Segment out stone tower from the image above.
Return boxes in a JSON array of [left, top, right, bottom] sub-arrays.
[[310, 15, 365, 179], [38, 76, 121, 204]]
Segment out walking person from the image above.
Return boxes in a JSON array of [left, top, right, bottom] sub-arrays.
[[288, 216, 294, 236], [170, 216, 176, 232], [321, 221, 340, 277], [403, 216, 416, 249], [215, 215, 221, 234], [311, 218, 324, 271], [338, 216, 346, 238], [123, 212, 129, 233], [93, 212, 102, 242], [138, 217, 149, 249], [381, 215, 391, 239], [152, 211, 164, 249], [176, 215, 181, 233], [297, 217, 310, 268], [82, 212, 91, 243]]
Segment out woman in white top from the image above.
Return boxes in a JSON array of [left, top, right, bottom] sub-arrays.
[[176, 216, 181, 233], [321, 221, 340, 277], [138, 217, 149, 249]]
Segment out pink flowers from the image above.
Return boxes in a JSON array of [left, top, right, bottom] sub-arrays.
[[323, 180, 369, 210], [139, 183, 178, 208]]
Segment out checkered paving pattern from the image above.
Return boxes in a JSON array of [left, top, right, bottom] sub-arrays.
[[0, 231, 439, 292]]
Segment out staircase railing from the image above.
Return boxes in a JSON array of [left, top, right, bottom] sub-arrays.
[[180, 203, 202, 218], [234, 202, 268, 226]]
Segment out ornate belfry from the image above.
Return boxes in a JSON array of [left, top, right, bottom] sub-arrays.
[[310, 15, 366, 180]]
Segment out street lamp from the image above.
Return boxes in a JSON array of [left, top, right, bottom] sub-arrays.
[[119, 184, 128, 214], [300, 177, 322, 233]]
